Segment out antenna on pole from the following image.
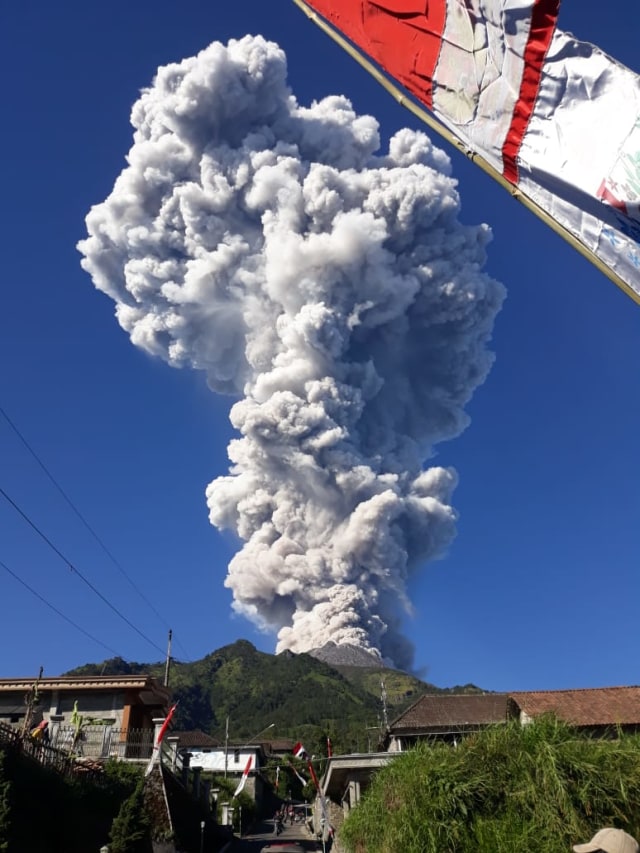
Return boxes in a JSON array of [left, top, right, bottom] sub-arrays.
[[380, 679, 389, 730], [164, 629, 172, 687]]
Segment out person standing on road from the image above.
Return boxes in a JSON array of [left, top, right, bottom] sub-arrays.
[[273, 809, 283, 835]]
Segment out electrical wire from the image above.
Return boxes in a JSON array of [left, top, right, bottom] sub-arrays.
[[0, 556, 123, 658], [0, 483, 168, 658], [0, 405, 192, 662]]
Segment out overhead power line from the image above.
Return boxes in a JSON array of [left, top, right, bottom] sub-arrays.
[[0, 405, 192, 661], [0, 483, 168, 659], [0, 556, 123, 658]]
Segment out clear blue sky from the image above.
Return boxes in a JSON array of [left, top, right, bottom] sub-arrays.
[[1, 1, 638, 692]]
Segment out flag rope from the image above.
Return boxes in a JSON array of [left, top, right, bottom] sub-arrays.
[[292, 0, 640, 307]]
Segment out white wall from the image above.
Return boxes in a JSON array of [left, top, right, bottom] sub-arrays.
[[185, 745, 260, 774]]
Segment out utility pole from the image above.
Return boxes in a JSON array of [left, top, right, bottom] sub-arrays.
[[226, 720, 274, 781], [164, 629, 172, 688], [224, 715, 229, 778]]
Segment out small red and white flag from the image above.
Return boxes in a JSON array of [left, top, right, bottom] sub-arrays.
[[293, 741, 309, 760], [326, 736, 332, 758], [233, 755, 253, 797]]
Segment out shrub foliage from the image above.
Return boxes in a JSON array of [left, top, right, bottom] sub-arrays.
[[340, 717, 640, 853], [108, 777, 151, 853], [0, 752, 11, 853], [0, 747, 143, 852]]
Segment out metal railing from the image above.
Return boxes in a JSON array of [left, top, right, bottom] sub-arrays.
[[52, 725, 155, 761], [0, 721, 104, 784], [0, 721, 155, 761]]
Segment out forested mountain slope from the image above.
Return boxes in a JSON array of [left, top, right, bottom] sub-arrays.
[[66, 640, 483, 753]]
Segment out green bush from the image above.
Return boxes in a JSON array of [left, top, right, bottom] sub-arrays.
[[340, 717, 640, 853], [108, 777, 150, 853], [205, 774, 257, 828], [0, 745, 143, 852], [0, 752, 11, 853]]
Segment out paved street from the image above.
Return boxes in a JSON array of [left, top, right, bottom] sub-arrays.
[[229, 817, 323, 851]]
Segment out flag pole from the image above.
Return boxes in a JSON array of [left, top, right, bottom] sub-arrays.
[[292, 0, 640, 307]]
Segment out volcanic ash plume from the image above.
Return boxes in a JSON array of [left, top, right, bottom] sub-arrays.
[[78, 35, 505, 669]]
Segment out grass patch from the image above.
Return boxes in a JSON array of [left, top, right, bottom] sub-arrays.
[[340, 717, 640, 853]]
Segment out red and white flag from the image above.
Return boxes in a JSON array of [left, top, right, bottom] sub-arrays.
[[145, 702, 178, 776], [300, 0, 640, 300], [155, 702, 178, 745], [293, 741, 309, 760], [233, 755, 254, 797], [326, 736, 332, 758]]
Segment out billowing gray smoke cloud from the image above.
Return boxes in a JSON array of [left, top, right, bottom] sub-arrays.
[[78, 35, 505, 669]]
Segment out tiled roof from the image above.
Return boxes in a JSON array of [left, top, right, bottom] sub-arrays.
[[390, 693, 510, 731], [510, 686, 640, 726], [172, 730, 220, 748], [267, 738, 295, 752]]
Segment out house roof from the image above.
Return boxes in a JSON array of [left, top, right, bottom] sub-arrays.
[[171, 730, 220, 749], [266, 738, 295, 753], [322, 753, 392, 800], [510, 686, 640, 726], [0, 675, 162, 690], [176, 736, 271, 752], [390, 693, 511, 732], [0, 676, 171, 705]]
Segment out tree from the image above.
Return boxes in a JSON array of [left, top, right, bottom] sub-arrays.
[[172, 683, 214, 732], [108, 778, 150, 853]]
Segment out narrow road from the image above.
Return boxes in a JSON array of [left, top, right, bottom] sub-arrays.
[[230, 817, 322, 851]]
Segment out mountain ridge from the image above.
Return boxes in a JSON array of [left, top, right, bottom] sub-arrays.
[[64, 640, 485, 753]]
